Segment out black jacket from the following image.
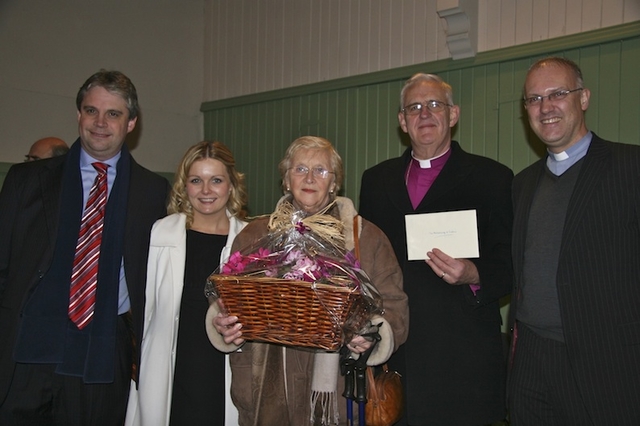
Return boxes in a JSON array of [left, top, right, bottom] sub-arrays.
[[511, 134, 640, 424], [360, 141, 513, 425], [0, 142, 169, 399]]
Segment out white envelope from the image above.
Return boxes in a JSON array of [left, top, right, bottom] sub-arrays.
[[405, 209, 479, 260]]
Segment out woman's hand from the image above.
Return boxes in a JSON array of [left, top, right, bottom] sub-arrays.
[[346, 335, 373, 354], [212, 299, 245, 346]]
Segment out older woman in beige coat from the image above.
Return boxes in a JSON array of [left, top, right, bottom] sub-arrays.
[[206, 136, 408, 425]]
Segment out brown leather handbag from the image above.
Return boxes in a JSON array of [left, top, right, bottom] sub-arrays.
[[365, 364, 404, 426]]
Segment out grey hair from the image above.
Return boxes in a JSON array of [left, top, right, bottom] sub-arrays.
[[399, 73, 454, 109]]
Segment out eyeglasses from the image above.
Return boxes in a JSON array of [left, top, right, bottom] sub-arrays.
[[401, 100, 452, 115], [24, 155, 41, 162], [523, 88, 583, 107], [290, 165, 335, 179]]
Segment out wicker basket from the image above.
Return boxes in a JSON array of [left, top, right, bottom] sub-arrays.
[[209, 274, 368, 351]]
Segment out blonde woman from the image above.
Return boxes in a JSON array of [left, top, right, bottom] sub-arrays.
[[126, 141, 248, 426]]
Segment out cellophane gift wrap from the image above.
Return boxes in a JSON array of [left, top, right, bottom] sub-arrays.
[[205, 200, 382, 351]]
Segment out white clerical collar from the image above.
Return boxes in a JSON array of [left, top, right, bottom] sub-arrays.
[[411, 148, 450, 169], [546, 131, 592, 176], [547, 132, 591, 163], [549, 151, 569, 161]]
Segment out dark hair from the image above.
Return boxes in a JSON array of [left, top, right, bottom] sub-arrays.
[[51, 145, 69, 157], [76, 70, 139, 119], [168, 141, 247, 228]]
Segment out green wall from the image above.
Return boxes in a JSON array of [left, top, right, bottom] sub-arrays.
[[202, 22, 640, 217]]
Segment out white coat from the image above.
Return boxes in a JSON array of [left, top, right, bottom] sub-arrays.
[[125, 212, 247, 426]]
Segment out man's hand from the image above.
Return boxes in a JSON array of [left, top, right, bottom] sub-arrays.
[[426, 248, 480, 285]]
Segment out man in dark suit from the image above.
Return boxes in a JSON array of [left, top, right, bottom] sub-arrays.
[[509, 57, 640, 425], [0, 70, 170, 425], [359, 73, 513, 425]]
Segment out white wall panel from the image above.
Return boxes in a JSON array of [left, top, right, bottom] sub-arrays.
[[566, 0, 585, 33], [480, 0, 501, 51], [531, 0, 550, 42], [582, 0, 603, 32], [603, 0, 625, 27], [548, 0, 568, 39], [515, 0, 534, 45], [205, 0, 640, 102], [626, 0, 640, 19]]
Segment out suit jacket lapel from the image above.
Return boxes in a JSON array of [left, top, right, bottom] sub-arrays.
[[512, 160, 545, 280], [512, 135, 609, 273], [382, 149, 414, 212], [560, 135, 609, 252]]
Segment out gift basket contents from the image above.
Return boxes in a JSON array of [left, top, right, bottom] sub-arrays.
[[205, 200, 382, 351]]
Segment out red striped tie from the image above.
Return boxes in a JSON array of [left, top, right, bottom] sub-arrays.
[[69, 162, 109, 329]]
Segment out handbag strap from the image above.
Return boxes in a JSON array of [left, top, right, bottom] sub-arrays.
[[366, 363, 379, 400], [367, 363, 391, 400], [367, 363, 394, 399], [355, 215, 377, 400], [352, 215, 360, 261], [356, 215, 395, 403]]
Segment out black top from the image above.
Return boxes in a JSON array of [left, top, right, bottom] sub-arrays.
[[170, 230, 227, 425]]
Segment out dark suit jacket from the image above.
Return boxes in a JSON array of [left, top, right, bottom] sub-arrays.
[[511, 133, 640, 424], [0, 148, 169, 401], [360, 141, 513, 425]]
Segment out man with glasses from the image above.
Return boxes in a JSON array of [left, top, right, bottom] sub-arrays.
[[359, 73, 513, 425], [24, 136, 69, 161], [509, 57, 640, 425]]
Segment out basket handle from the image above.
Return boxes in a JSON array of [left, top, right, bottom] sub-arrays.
[[353, 215, 360, 261]]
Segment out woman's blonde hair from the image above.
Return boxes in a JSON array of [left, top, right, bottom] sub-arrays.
[[168, 141, 247, 228]]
